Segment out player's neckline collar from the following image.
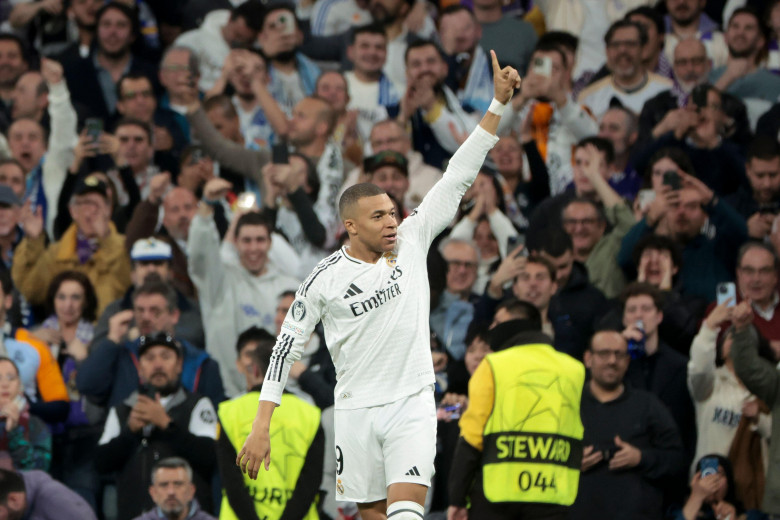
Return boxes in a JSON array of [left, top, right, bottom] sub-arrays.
[[341, 246, 382, 265]]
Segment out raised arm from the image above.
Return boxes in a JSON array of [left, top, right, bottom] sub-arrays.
[[400, 51, 520, 247]]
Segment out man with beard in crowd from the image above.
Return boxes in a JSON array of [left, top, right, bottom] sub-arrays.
[[0, 35, 30, 133], [62, 2, 158, 120]]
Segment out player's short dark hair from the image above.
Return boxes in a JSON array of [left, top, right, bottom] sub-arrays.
[[538, 229, 573, 258], [747, 134, 780, 162], [737, 241, 780, 271], [249, 336, 277, 376], [232, 1, 266, 32], [151, 457, 193, 484], [339, 183, 386, 220], [0, 468, 25, 504], [115, 117, 152, 143], [351, 22, 387, 44], [621, 282, 663, 310], [604, 19, 648, 47], [236, 326, 275, 355], [575, 136, 615, 165], [632, 234, 683, 270], [203, 94, 238, 119], [404, 39, 445, 64], [234, 212, 273, 240], [537, 31, 578, 54]]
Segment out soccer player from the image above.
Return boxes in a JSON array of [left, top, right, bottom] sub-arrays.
[[237, 51, 521, 520]]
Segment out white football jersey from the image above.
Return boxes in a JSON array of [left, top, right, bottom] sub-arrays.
[[260, 126, 499, 410]]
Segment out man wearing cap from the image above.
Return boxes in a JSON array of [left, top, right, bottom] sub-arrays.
[[126, 178, 199, 299], [92, 237, 205, 350], [78, 276, 222, 409], [94, 331, 218, 520], [448, 301, 586, 520], [12, 176, 131, 315], [364, 150, 410, 215]]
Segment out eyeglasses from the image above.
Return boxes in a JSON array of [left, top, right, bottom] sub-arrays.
[[562, 217, 599, 227], [591, 349, 630, 360], [446, 259, 478, 270]]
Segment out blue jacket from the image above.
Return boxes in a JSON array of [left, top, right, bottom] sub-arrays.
[[76, 337, 225, 409]]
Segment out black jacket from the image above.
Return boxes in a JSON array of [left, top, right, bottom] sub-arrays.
[[61, 49, 159, 121], [94, 387, 217, 520], [625, 341, 696, 470], [570, 385, 684, 520], [724, 185, 780, 220], [548, 262, 609, 360]]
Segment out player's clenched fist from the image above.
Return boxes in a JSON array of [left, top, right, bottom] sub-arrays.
[[490, 50, 521, 105], [236, 427, 272, 480]]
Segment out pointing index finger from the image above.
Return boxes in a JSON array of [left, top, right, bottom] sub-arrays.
[[490, 50, 501, 74]]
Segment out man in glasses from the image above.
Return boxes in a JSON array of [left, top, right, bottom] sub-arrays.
[[570, 328, 684, 520], [430, 238, 480, 361], [94, 331, 218, 520], [578, 20, 672, 119]]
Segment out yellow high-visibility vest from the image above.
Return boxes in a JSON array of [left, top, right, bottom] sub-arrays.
[[218, 392, 320, 520], [482, 344, 585, 505]]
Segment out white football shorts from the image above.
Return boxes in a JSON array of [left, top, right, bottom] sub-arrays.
[[333, 384, 437, 503]]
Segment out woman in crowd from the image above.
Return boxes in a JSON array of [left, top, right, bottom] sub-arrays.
[[34, 271, 99, 507], [0, 357, 50, 470]]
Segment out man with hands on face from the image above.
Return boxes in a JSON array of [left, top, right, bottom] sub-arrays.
[[619, 170, 747, 302], [206, 48, 289, 149], [571, 329, 685, 520], [94, 332, 218, 520]]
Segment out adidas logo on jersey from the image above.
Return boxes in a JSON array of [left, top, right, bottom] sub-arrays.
[[405, 466, 421, 476], [343, 283, 363, 299]]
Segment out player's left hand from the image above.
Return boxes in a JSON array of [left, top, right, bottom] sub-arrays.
[[237, 426, 271, 479], [490, 50, 521, 105]]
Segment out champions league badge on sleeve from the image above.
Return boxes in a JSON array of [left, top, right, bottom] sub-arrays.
[[291, 300, 307, 321]]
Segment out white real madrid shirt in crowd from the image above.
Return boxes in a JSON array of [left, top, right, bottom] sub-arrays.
[[260, 125, 499, 410], [578, 73, 673, 119], [344, 71, 391, 142], [310, 0, 371, 36]]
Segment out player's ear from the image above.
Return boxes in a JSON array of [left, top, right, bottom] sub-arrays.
[[344, 217, 357, 235]]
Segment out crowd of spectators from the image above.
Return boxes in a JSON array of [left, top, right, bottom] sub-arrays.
[[0, 0, 777, 519]]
